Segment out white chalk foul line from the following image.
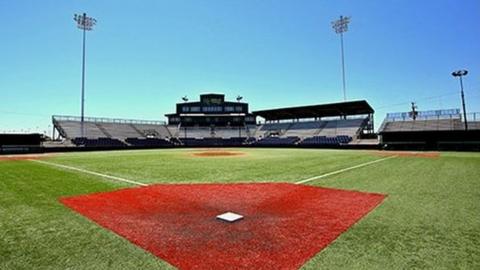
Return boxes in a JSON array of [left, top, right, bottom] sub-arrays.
[[29, 159, 148, 186], [295, 155, 397, 185]]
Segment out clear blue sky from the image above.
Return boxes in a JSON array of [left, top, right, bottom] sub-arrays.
[[1, 0, 479, 134]]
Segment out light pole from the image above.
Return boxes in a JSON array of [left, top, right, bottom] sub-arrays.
[[331, 15, 351, 101], [74, 13, 96, 137], [451, 69, 468, 131]]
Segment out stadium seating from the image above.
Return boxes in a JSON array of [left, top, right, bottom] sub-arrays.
[[299, 135, 352, 146], [251, 118, 366, 140], [380, 118, 462, 132], [282, 121, 326, 137], [53, 115, 369, 148], [174, 126, 249, 139], [58, 121, 107, 138], [179, 137, 246, 146], [177, 127, 212, 139], [54, 116, 170, 140], [212, 127, 247, 138], [256, 122, 292, 137], [99, 123, 143, 138], [246, 125, 259, 137], [71, 137, 126, 147], [316, 118, 366, 138], [130, 124, 172, 138], [125, 138, 173, 147], [253, 136, 300, 146]]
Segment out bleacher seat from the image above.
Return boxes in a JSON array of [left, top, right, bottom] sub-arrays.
[[253, 136, 300, 146], [299, 135, 352, 146], [72, 137, 126, 147], [125, 138, 173, 147]]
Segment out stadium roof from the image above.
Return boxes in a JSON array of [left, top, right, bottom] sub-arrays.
[[253, 100, 374, 121]]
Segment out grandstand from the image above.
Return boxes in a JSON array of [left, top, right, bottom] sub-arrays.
[[47, 97, 479, 151], [379, 109, 480, 150], [52, 115, 173, 148], [50, 99, 376, 148], [252, 100, 374, 146]]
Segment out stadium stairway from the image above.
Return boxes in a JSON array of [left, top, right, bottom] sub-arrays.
[[129, 124, 146, 137], [95, 123, 112, 138]]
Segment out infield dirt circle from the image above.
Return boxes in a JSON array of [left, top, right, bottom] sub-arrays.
[[191, 150, 246, 157]]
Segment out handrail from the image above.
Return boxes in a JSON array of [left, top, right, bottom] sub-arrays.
[[52, 115, 166, 125]]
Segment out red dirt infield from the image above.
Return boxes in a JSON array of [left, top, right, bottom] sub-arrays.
[[191, 150, 245, 157], [0, 153, 54, 162], [370, 151, 440, 158], [61, 183, 385, 269]]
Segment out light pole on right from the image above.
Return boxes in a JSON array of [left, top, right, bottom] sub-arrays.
[[451, 69, 468, 131]]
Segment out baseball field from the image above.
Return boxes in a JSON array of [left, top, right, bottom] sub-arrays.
[[1, 148, 479, 269]]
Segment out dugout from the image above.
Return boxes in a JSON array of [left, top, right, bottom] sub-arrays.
[[0, 133, 43, 154]]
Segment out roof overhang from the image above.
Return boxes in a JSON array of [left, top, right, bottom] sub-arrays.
[[253, 100, 374, 121]]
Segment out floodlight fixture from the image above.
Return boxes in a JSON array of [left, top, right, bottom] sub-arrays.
[[331, 15, 350, 34], [74, 13, 97, 31], [452, 70, 468, 77]]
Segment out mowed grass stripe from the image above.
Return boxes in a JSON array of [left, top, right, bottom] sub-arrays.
[[48, 148, 380, 184], [30, 159, 147, 186]]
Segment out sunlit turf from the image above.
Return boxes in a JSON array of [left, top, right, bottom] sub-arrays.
[[1, 148, 479, 269]]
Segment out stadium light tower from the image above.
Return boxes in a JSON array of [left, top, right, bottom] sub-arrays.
[[331, 15, 351, 101], [452, 69, 469, 130], [74, 13, 97, 137]]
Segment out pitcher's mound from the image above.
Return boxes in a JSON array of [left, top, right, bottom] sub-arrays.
[[191, 151, 245, 157]]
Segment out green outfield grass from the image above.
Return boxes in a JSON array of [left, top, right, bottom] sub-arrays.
[[1, 148, 480, 269]]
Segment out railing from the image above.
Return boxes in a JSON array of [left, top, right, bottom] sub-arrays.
[[384, 111, 480, 122], [465, 113, 480, 122], [385, 109, 461, 122], [262, 114, 370, 124], [52, 115, 166, 125]]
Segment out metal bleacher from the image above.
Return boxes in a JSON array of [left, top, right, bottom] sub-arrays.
[[57, 121, 107, 138], [381, 119, 461, 132], [282, 121, 326, 137], [177, 127, 212, 139], [99, 123, 143, 138], [213, 127, 248, 138], [317, 118, 367, 138], [132, 124, 172, 138], [254, 118, 367, 139], [378, 109, 475, 133], [174, 126, 248, 139], [53, 115, 168, 140]]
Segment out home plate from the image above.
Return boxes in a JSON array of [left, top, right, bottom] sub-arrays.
[[216, 212, 244, 223]]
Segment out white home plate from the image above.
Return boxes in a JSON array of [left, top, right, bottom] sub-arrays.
[[216, 212, 244, 223]]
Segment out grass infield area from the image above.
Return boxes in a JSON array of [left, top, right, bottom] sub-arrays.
[[1, 148, 480, 269]]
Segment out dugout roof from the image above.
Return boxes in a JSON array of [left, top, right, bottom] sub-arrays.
[[253, 100, 374, 121]]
